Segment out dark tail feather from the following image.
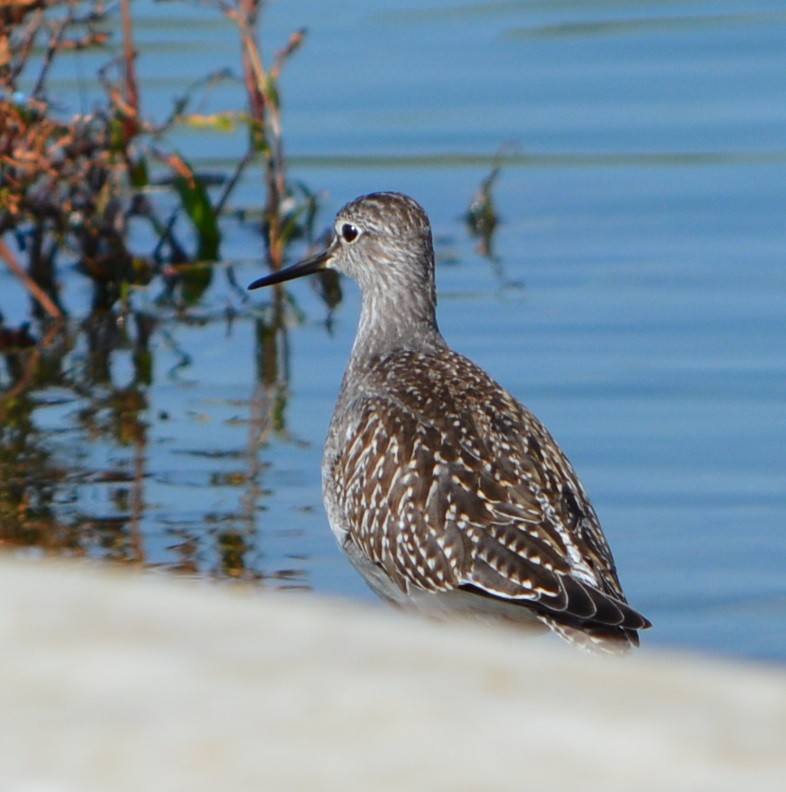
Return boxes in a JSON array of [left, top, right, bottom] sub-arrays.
[[538, 613, 641, 655]]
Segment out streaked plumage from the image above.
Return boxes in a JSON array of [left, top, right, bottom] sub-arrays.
[[250, 191, 650, 653]]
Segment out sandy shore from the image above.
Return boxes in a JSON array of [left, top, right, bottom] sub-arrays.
[[1, 555, 784, 790]]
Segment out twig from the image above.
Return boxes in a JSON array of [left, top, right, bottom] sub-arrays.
[[0, 321, 60, 411], [8, 8, 42, 85], [214, 150, 252, 216], [0, 238, 64, 318], [32, 9, 72, 98], [120, 0, 140, 141]]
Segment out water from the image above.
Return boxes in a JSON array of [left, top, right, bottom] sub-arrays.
[[3, 0, 785, 661]]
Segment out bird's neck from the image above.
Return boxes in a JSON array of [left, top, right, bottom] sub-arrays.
[[348, 285, 445, 369]]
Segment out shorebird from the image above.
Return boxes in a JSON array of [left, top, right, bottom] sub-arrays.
[[249, 191, 650, 653]]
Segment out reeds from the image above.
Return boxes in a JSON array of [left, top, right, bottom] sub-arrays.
[[0, 1, 319, 569], [0, 0, 315, 323]]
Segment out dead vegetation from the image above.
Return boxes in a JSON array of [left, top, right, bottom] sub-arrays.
[[0, 1, 323, 569], [0, 0, 315, 322]]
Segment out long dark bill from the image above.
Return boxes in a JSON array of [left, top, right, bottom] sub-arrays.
[[248, 248, 332, 290]]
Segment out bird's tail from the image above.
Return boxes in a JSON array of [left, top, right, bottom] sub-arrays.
[[537, 614, 641, 655]]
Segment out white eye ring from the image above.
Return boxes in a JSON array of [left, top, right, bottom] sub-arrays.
[[339, 222, 361, 244]]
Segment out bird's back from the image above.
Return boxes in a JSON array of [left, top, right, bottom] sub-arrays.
[[322, 344, 650, 653]]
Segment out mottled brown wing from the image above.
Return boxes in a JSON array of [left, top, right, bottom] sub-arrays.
[[329, 349, 649, 632]]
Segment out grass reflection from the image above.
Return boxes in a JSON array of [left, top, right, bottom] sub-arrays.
[[0, 299, 309, 585], [0, 1, 332, 587]]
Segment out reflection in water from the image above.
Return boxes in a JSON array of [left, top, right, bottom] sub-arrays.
[[464, 150, 524, 291], [0, 290, 315, 586], [0, 312, 151, 564], [0, 0, 330, 588], [507, 10, 786, 41], [465, 162, 501, 260]]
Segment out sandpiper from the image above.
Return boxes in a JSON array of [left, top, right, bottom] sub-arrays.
[[249, 191, 650, 653]]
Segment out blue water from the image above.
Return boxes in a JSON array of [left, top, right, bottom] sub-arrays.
[[6, 0, 786, 660]]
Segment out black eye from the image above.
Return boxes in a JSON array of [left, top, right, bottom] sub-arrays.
[[341, 223, 360, 243]]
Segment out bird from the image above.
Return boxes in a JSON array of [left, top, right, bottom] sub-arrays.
[[249, 191, 651, 653]]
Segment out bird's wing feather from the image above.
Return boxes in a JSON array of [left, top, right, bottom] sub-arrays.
[[328, 349, 649, 632]]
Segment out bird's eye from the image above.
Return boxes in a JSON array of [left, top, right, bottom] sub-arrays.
[[341, 223, 360, 243]]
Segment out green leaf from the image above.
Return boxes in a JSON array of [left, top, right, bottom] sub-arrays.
[[173, 171, 221, 262]]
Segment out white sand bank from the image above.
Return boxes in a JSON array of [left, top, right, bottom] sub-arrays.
[[1, 556, 784, 790]]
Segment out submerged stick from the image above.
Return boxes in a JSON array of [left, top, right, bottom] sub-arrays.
[[0, 239, 64, 319]]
